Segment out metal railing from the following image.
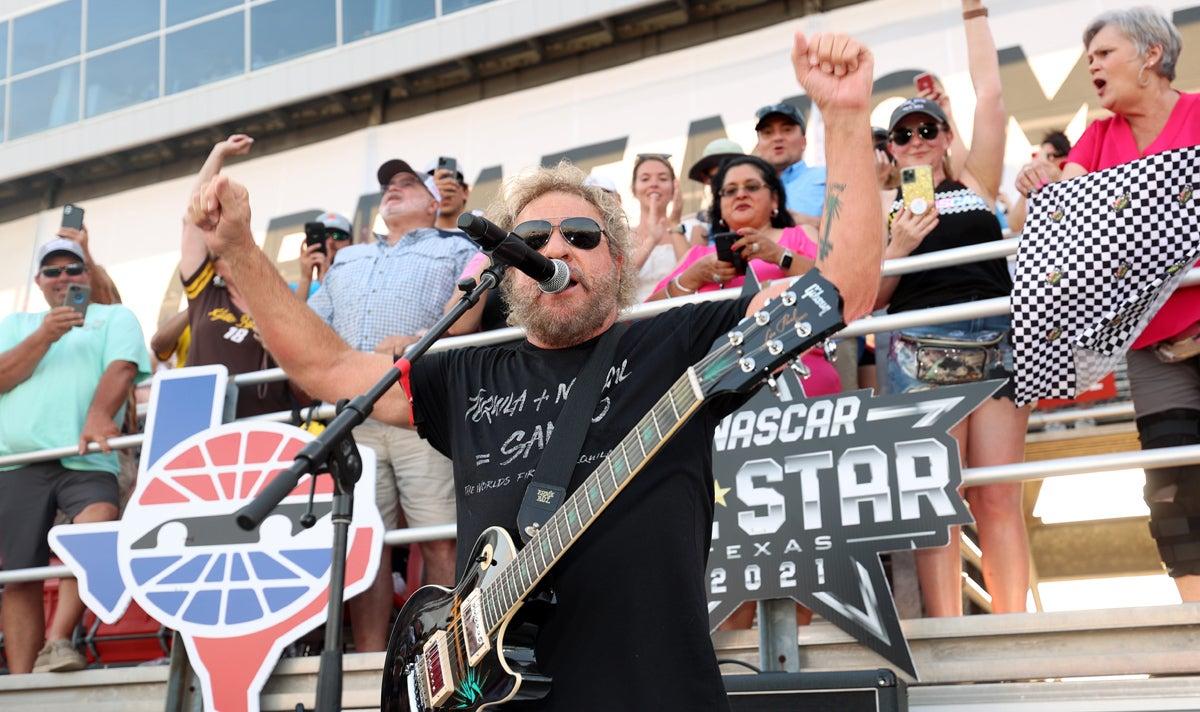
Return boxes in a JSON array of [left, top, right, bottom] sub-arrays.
[[1, 239, 1197, 587]]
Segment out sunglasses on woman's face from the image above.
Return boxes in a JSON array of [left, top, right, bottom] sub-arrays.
[[40, 263, 86, 278], [513, 217, 605, 251], [890, 123, 942, 146]]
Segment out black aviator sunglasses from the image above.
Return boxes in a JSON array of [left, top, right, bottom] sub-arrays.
[[890, 123, 944, 146], [40, 263, 86, 278], [513, 217, 605, 251]]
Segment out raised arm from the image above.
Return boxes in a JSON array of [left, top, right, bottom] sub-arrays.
[[187, 175, 414, 428], [792, 32, 883, 322], [151, 309, 189, 362], [181, 135, 255, 278], [57, 225, 121, 304], [958, 0, 1007, 201]]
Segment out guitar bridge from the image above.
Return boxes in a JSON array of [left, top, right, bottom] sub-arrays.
[[407, 657, 428, 711], [422, 630, 456, 707], [461, 588, 492, 666]]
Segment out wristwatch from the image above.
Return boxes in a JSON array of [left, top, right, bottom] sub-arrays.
[[778, 249, 794, 270]]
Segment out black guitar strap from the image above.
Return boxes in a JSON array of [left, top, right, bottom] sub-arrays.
[[516, 321, 628, 544]]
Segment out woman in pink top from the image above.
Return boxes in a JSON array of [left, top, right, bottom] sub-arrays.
[[652, 154, 836, 630], [647, 154, 834, 394], [1016, 7, 1200, 602]]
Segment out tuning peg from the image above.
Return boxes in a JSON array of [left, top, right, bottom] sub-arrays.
[[767, 339, 783, 355], [789, 358, 811, 379], [739, 356, 756, 373], [781, 290, 797, 306], [727, 330, 744, 347], [754, 310, 770, 326], [766, 375, 781, 397], [795, 321, 812, 338]]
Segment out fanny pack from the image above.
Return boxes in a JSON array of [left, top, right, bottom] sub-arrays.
[[896, 330, 1006, 385]]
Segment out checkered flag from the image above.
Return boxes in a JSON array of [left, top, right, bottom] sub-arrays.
[[1011, 146, 1200, 406]]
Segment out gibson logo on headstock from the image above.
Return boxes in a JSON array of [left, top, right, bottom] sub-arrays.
[[803, 284, 832, 316]]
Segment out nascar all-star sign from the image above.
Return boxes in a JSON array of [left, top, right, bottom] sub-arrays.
[[48, 366, 384, 712], [707, 371, 999, 677]]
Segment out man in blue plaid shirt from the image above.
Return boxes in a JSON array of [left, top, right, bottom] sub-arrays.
[[307, 157, 477, 652]]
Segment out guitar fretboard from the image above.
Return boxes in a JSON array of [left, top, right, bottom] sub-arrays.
[[478, 373, 702, 631]]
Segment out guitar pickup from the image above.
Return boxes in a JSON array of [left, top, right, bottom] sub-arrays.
[[461, 588, 492, 666], [422, 630, 456, 707]]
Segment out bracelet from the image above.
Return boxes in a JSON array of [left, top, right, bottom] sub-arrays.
[[670, 275, 695, 296], [962, 7, 988, 19]]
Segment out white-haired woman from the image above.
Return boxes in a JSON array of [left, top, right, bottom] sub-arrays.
[[1017, 6, 1200, 602]]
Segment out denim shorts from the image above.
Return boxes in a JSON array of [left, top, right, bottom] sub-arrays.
[[886, 314, 1016, 401]]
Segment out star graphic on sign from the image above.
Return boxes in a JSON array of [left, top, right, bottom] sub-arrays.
[[713, 480, 731, 507]]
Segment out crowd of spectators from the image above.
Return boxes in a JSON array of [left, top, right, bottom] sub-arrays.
[[0, 1, 1195, 673]]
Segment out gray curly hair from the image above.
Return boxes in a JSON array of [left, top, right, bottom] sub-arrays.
[[486, 161, 638, 309], [1084, 7, 1182, 82]]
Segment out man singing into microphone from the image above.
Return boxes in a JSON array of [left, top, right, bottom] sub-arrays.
[[189, 32, 882, 711]]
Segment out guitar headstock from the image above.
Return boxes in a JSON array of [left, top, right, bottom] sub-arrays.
[[694, 271, 845, 398]]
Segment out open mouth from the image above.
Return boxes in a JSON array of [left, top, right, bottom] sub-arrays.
[[1093, 78, 1107, 92]]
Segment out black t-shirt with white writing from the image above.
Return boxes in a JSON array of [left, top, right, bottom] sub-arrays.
[[410, 296, 753, 711]]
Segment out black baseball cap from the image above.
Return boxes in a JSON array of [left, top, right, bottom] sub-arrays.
[[754, 102, 806, 133], [376, 159, 420, 187], [887, 98, 949, 132]]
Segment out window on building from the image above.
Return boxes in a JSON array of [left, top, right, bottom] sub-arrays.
[[11, 1, 82, 76], [342, 0, 435, 43], [10, 64, 79, 139], [250, 0, 336, 71], [166, 0, 242, 27], [441, 0, 494, 15], [165, 13, 245, 95], [87, 0, 160, 51], [85, 38, 159, 117], [0, 21, 9, 78], [0, 86, 6, 141]]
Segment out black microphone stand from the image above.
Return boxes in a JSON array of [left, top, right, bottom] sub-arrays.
[[236, 262, 507, 712]]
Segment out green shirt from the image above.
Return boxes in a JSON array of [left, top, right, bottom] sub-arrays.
[[0, 303, 151, 474]]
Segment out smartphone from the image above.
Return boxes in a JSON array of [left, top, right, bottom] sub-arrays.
[[304, 221, 326, 255], [61, 204, 85, 230], [900, 165, 936, 214], [914, 72, 936, 95], [437, 156, 458, 177], [712, 232, 748, 275], [64, 283, 90, 322]]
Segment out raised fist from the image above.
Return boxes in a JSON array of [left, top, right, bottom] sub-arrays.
[[791, 32, 874, 119]]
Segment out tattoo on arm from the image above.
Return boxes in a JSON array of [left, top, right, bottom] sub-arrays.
[[819, 183, 847, 261]]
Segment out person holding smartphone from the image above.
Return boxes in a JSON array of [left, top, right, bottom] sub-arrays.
[[425, 157, 471, 232], [0, 239, 150, 674], [295, 211, 354, 299], [876, 0, 1030, 619], [648, 154, 836, 394]]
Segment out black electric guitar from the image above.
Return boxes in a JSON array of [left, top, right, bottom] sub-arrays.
[[381, 272, 845, 711]]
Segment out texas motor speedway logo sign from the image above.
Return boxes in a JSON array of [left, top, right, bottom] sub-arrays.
[[707, 372, 999, 676]]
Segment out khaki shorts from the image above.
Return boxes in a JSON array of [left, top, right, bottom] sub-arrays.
[[354, 419, 454, 530]]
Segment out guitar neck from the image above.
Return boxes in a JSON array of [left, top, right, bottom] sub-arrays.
[[479, 371, 704, 631]]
